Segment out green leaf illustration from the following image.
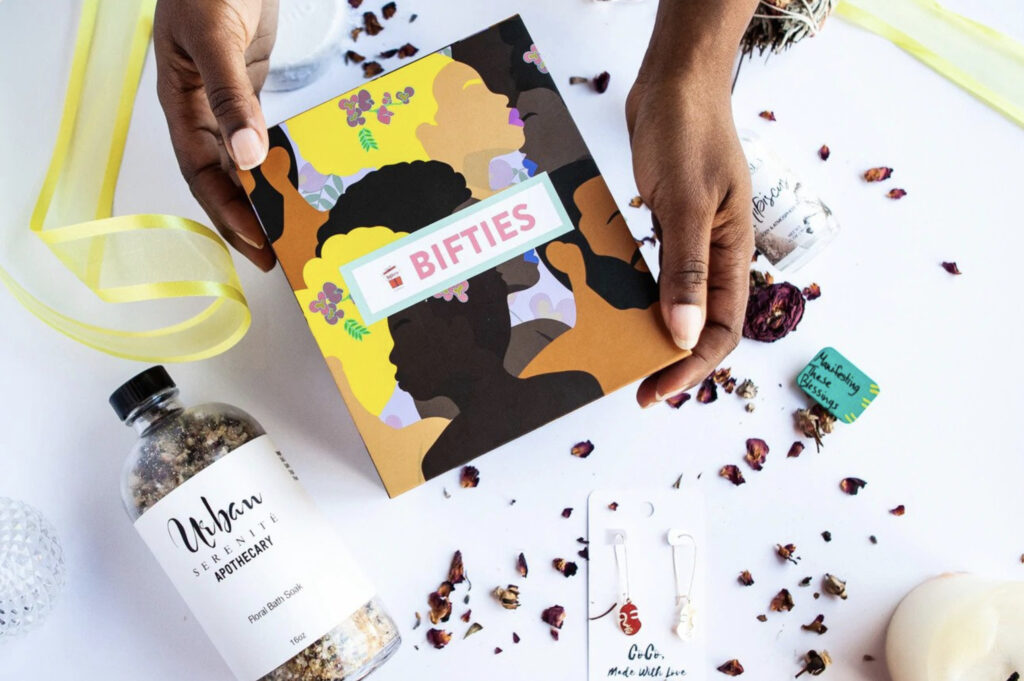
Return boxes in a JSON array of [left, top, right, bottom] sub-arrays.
[[358, 128, 379, 152], [343, 318, 371, 341]]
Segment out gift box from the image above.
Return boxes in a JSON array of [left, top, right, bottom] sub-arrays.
[[242, 15, 684, 496]]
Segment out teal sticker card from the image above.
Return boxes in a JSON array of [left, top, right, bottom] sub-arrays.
[[797, 347, 879, 423]]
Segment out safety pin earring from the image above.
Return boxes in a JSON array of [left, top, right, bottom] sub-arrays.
[[613, 532, 642, 636], [668, 529, 697, 641]]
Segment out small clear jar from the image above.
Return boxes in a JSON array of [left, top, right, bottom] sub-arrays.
[[112, 366, 399, 681]]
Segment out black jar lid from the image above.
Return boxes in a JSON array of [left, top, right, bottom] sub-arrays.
[[109, 366, 176, 422]]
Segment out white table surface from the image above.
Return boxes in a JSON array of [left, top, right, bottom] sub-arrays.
[[2, 1, 1023, 679]]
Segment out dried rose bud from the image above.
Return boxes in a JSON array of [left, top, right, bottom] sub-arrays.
[[592, 71, 611, 94], [770, 589, 795, 612], [553, 558, 578, 578], [743, 282, 805, 342], [802, 614, 828, 635], [571, 440, 594, 458], [542, 605, 566, 629], [397, 43, 418, 59], [713, 367, 732, 384], [568, 76, 590, 85], [723, 377, 737, 394], [796, 650, 832, 677], [628, 195, 645, 208], [818, 145, 830, 161], [363, 11, 384, 35], [840, 477, 867, 495], [426, 628, 452, 649], [448, 551, 466, 584], [697, 377, 719, 403], [737, 379, 758, 399], [460, 609, 471, 623], [738, 570, 755, 586], [776, 543, 799, 564], [720, 465, 746, 486], [460, 466, 479, 488], [759, 110, 777, 121], [717, 659, 745, 675], [344, 50, 366, 64], [822, 574, 848, 599], [362, 61, 383, 78], [788, 441, 806, 458], [493, 584, 521, 610], [464, 622, 483, 639], [745, 438, 770, 471], [821, 531, 832, 542], [795, 407, 833, 452], [887, 188, 907, 199], [517, 552, 528, 578], [890, 504, 906, 516], [512, 632, 520, 643], [666, 392, 691, 408], [802, 283, 821, 300], [745, 403, 756, 413], [608, 501, 619, 511], [864, 166, 893, 182], [942, 261, 962, 275], [381, 1, 397, 19]]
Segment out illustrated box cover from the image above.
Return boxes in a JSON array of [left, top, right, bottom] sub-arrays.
[[242, 16, 685, 497]]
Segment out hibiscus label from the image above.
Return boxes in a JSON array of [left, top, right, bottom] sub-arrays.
[[797, 347, 879, 423], [339, 172, 571, 324]]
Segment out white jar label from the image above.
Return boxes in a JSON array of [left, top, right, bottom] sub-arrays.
[[134, 436, 375, 680]]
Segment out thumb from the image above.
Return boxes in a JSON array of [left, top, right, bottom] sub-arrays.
[[193, 41, 268, 171], [654, 206, 711, 351]]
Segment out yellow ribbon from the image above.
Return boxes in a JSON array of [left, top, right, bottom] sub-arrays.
[[837, 0, 1024, 129], [0, 0, 250, 362]]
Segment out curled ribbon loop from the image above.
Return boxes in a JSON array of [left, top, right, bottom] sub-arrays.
[[0, 0, 250, 362]]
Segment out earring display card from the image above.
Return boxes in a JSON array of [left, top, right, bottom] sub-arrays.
[[588, 490, 707, 681]]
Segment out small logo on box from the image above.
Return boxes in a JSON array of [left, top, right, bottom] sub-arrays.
[[382, 265, 404, 290]]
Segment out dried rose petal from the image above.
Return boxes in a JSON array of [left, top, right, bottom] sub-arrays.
[[723, 377, 737, 394], [756, 614, 768, 622], [776, 543, 799, 564], [770, 588, 795, 612], [493, 584, 520, 609], [802, 283, 821, 300], [542, 605, 566, 629], [840, 477, 867, 495], [512, 632, 520, 644], [737, 379, 758, 399], [436, 581, 452, 599], [428, 590, 452, 624], [448, 551, 466, 584], [628, 195, 645, 208], [942, 261, 962, 275], [890, 504, 906, 516], [864, 166, 893, 182], [363, 11, 384, 35], [797, 650, 832, 677], [517, 553, 528, 578], [494, 647, 503, 654], [561, 507, 573, 518], [577, 546, 589, 560], [823, 574, 848, 599], [802, 614, 828, 635], [738, 570, 755, 586], [362, 61, 383, 78], [397, 43, 419, 59], [608, 501, 619, 511], [717, 659, 745, 675], [571, 440, 594, 458], [592, 71, 611, 94], [869, 534, 878, 545], [568, 76, 590, 85], [697, 377, 719, 403], [460, 609, 471, 623], [464, 622, 483, 639], [759, 110, 777, 121], [720, 465, 746, 486], [799, 576, 813, 587], [887, 188, 907, 199], [550, 628, 559, 641], [743, 282, 805, 342], [350, 27, 363, 42], [348, 0, 362, 6], [344, 50, 366, 64], [788, 441, 806, 458], [818, 145, 830, 161], [381, 1, 396, 19], [553, 558, 578, 578], [821, 531, 832, 542], [379, 48, 399, 59], [666, 392, 691, 408], [460, 466, 479, 488], [713, 367, 732, 385], [745, 438, 770, 471], [426, 628, 452, 649]]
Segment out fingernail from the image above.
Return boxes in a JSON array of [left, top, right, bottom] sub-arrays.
[[235, 231, 264, 249], [653, 387, 685, 403], [669, 304, 703, 350], [229, 128, 266, 170]]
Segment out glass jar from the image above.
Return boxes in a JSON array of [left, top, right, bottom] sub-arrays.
[[111, 366, 399, 681]]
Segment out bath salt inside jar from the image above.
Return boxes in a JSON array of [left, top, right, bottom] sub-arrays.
[[111, 366, 400, 681]]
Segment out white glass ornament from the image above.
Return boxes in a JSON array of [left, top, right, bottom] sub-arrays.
[[0, 498, 66, 639]]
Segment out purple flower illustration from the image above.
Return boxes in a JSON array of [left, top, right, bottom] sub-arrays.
[[309, 282, 346, 324], [522, 44, 548, 74], [377, 105, 393, 124], [395, 86, 414, 104]]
